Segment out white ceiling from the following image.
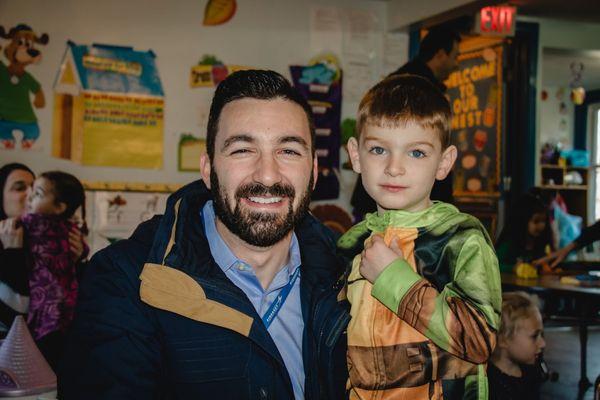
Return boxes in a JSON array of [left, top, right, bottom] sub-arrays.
[[542, 48, 600, 90]]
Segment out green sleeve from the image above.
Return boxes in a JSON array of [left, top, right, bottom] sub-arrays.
[[372, 233, 502, 364]]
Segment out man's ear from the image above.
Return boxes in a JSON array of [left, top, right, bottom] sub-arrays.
[[436, 144, 457, 180], [346, 137, 362, 174], [200, 153, 212, 189]]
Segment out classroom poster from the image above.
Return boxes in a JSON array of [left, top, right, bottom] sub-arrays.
[[52, 42, 164, 169], [87, 190, 170, 255], [290, 64, 342, 200], [445, 46, 503, 196], [0, 24, 49, 150]]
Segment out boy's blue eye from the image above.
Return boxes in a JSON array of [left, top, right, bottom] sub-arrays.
[[369, 146, 385, 155], [409, 149, 426, 158]]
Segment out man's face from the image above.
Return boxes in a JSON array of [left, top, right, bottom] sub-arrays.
[[201, 98, 317, 247], [440, 40, 460, 81], [347, 121, 456, 214]]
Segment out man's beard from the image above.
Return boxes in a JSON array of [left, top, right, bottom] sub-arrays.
[[210, 169, 313, 247]]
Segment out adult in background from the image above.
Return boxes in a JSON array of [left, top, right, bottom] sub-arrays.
[[0, 163, 86, 335], [60, 70, 349, 399], [351, 27, 461, 217], [534, 219, 600, 269]]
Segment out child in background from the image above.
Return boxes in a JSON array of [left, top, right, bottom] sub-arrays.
[[495, 193, 555, 273], [488, 291, 545, 400], [339, 74, 501, 399], [20, 171, 88, 369]]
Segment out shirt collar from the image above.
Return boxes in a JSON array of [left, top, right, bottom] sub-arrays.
[[202, 201, 301, 278]]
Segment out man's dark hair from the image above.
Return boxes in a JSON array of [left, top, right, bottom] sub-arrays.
[[206, 70, 315, 161], [417, 28, 460, 62]]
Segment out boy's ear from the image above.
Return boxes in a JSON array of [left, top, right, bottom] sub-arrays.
[[436, 144, 457, 180], [346, 137, 362, 174], [200, 153, 211, 189]]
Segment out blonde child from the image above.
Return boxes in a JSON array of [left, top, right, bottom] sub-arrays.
[[488, 292, 545, 399], [338, 74, 502, 399]]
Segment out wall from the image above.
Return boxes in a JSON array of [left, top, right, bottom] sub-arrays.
[[0, 0, 403, 212], [517, 16, 600, 182], [538, 86, 575, 149]]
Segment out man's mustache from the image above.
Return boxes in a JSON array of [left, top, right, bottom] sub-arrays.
[[235, 182, 295, 200]]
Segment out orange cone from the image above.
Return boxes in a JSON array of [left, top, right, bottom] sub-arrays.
[[0, 316, 56, 396]]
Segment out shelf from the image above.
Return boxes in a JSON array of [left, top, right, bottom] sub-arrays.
[[539, 185, 587, 191], [541, 164, 590, 170]]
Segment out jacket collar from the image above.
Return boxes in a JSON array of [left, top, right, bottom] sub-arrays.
[[138, 180, 342, 393]]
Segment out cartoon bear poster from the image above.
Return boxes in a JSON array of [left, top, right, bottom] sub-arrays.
[[0, 24, 48, 150]]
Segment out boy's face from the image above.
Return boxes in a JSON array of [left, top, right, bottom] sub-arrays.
[[347, 121, 456, 213], [503, 310, 545, 365]]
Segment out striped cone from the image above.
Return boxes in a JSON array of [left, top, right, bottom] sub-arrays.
[[0, 316, 56, 396]]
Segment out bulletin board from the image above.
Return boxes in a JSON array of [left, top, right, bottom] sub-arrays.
[[445, 45, 503, 197], [83, 181, 181, 255]]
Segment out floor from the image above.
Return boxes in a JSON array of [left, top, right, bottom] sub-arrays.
[[540, 325, 600, 399]]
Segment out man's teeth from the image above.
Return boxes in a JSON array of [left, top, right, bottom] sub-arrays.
[[248, 196, 283, 204]]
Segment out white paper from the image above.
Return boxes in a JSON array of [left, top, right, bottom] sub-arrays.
[[383, 32, 409, 76], [309, 5, 343, 58]]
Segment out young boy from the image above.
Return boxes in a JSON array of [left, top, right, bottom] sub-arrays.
[[339, 74, 502, 399]]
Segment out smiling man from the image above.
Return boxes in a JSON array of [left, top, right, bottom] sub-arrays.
[[59, 70, 349, 400]]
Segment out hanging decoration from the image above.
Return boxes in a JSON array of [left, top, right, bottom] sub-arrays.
[[203, 0, 237, 26], [569, 61, 585, 105], [290, 57, 342, 200]]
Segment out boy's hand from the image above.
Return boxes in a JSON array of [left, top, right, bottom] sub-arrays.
[[360, 235, 404, 284]]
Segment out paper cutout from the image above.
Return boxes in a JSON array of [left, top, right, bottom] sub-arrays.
[[190, 55, 249, 87], [52, 41, 164, 169], [0, 24, 49, 150], [203, 0, 237, 26], [178, 134, 206, 172]]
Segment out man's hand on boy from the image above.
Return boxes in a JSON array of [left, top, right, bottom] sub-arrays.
[[360, 235, 404, 284]]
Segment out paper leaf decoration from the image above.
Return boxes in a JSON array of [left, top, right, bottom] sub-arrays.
[[203, 0, 237, 26]]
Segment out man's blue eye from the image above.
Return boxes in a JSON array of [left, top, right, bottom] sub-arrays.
[[369, 146, 385, 155], [409, 150, 425, 158]]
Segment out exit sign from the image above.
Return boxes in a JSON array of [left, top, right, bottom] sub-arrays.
[[475, 6, 516, 37]]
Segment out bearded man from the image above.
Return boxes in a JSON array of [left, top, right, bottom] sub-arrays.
[[59, 70, 349, 400]]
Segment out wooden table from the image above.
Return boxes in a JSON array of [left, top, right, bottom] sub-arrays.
[[501, 272, 600, 393]]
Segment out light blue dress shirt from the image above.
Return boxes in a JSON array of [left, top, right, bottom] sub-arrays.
[[202, 201, 305, 399]]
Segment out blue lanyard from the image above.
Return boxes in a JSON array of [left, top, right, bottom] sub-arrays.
[[261, 266, 301, 329]]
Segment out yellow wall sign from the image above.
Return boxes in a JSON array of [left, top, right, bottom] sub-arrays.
[[81, 93, 163, 168], [190, 64, 250, 87], [53, 92, 164, 169], [82, 55, 142, 76]]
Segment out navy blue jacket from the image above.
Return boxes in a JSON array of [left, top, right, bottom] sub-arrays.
[[59, 181, 350, 399]]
